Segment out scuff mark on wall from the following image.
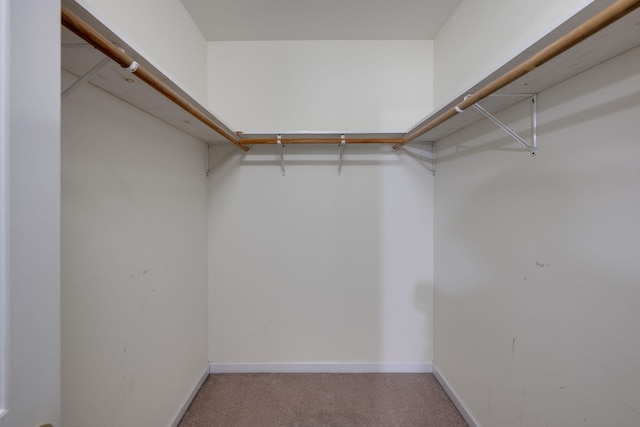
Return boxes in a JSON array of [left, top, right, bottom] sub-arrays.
[[122, 289, 156, 355], [261, 317, 273, 335], [618, 399, 640, 416], [111, 380, 125, 427], [536, 261, 551, 268], [555, 386, 568, 398]]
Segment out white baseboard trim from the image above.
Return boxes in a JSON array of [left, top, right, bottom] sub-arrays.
[[209, 362, 433, 374], [432, 363, 480, 427], [168, 364, 209, 427]]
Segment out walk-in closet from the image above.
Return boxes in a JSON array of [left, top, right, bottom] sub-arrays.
[[2, 0, 640, 426]]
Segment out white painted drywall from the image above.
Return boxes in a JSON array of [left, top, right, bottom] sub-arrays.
[[208, 144, 434, 365], [61, 70, 209, 427], [207, 41, 433, 132], [74, 0, 208, 104], [0, 1, 60, 426], [433, 0, 595, 107], [433, 44, 640, 426]]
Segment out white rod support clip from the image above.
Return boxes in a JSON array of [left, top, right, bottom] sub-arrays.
[[61, 56, 111, 99], [454, 94, 471, 112], [338, 134, 346, 175], [277, 135, 285, 175], [126, 60, 139, 73]]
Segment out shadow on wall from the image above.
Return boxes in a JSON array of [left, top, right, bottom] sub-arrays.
[[413, 280, 433, 360], [433, 49, 640, 426], [61, 69, 209, 427], [207, 144, 434, 367], [435, 166, 640, 425], [235, 145, 406, 169]]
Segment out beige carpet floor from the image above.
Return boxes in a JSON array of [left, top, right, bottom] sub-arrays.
[[179, 373, 468, 427]]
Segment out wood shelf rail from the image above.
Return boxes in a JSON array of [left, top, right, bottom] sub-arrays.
[[395, 0, 640, 150], [61, 6, 250, 152]]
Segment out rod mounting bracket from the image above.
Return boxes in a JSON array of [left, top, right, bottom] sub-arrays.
[[338, 134, 346, 175], [277, 135, 285, 175]]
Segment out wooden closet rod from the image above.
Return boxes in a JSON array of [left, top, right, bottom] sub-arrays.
[[396, 0, 640, 149], [239, 137, 405, 145], [61, 6, 250, 152]]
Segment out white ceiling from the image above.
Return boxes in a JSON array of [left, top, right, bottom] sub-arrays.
[[181, 0, 462, 41]]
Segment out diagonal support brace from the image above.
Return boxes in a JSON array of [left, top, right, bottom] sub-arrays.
[[61, 56, 111, 99], [469, 94, 538, 155]]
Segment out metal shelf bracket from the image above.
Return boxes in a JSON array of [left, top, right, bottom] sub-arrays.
[[277, 135, 285, 176], [61, 56, 111, 99], [467, 93, 538, 156], [338, 134, 346, 175]]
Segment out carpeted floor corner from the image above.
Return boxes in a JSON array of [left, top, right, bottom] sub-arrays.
[[178, 373, 467, 426]]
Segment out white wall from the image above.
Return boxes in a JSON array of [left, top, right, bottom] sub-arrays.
[[433, 45, 640, 426], [207, 41, 433, 132], [208, 145, 434, 366], [61, 70, 209, 427], [433, 0, 594, 107], [0, 1, 60, 426], [74, 0, 208, 104]]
